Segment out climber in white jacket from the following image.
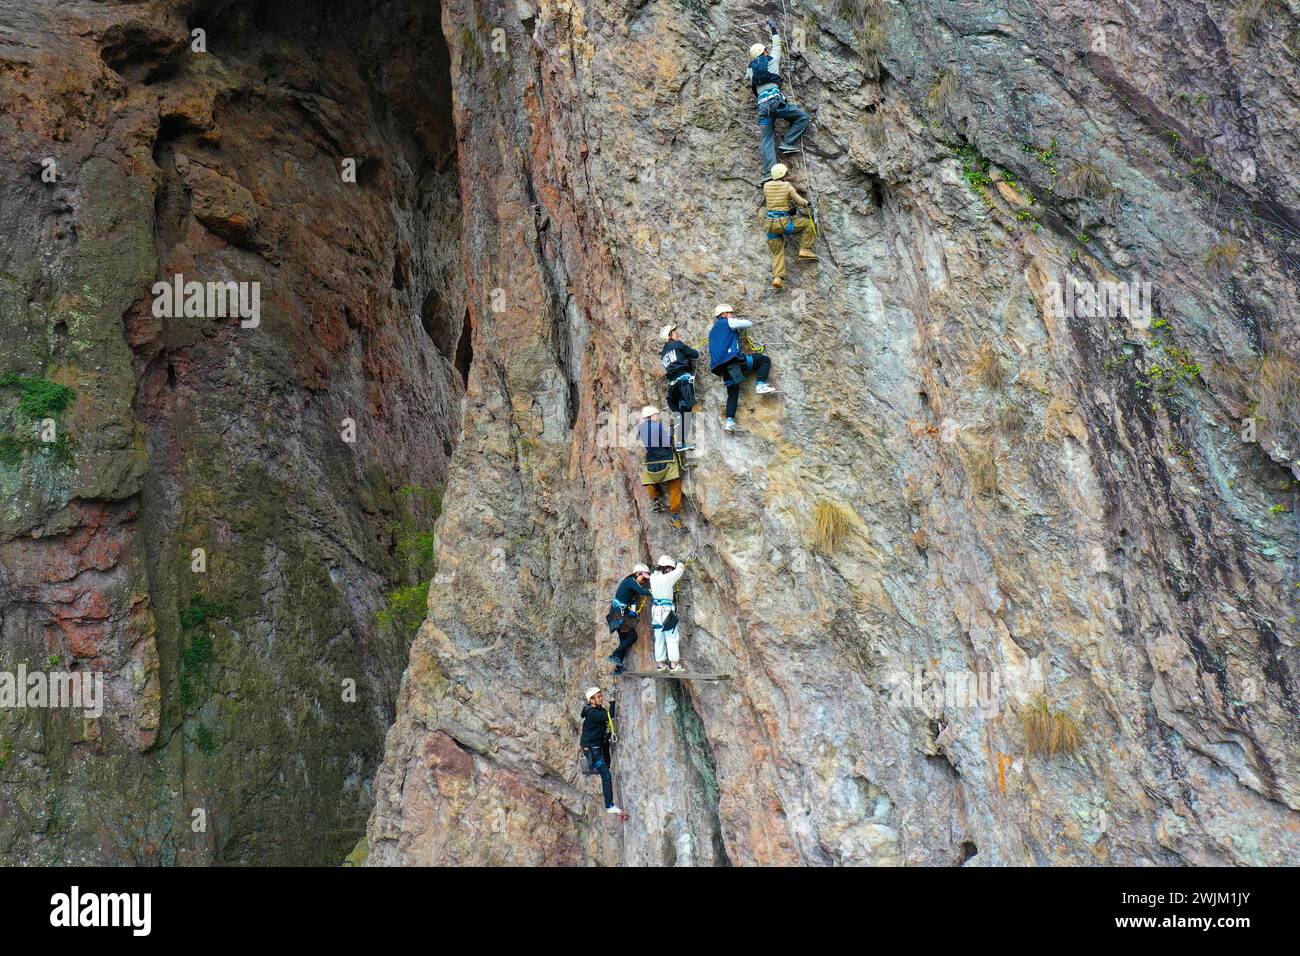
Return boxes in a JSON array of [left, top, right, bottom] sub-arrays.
[[649, 555, 687, 671]]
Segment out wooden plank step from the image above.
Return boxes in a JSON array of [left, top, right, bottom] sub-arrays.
[[617, 671, 731, 681]]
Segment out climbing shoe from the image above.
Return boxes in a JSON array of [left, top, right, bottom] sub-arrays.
[[772, 276, 783, 290], [656, 663, 669, 672], [607, 655, 622, 665], [676, 443, 695, 453], [778, 144, 801, 154], [671, 516, 686, 532], [651, 499, 664, 513], [755, 382, 778, 394], [606, 805, 624, 815], [798, 250, 819, 260], [723, 418, 736, 432]]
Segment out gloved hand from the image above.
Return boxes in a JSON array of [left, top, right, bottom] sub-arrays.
[[767, 17, 778, 36]]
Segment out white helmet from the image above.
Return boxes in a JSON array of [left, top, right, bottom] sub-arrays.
[[640, 404, 659, 419], [585, 687, 602, 702], [749, 42, 766, 59], [659, 323, 677, 342], [714, 303, 735, 317], [770, 163, 788, 180], [632, 563, 651, 576], [656, 555, 675, 568]]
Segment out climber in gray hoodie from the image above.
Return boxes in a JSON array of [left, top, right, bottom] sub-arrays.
[[746, 18, 810, 176]]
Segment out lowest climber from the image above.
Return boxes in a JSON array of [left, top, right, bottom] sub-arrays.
[[763, 163, 818, 291], [649, 555, 687, 672], [637, 406, 687, 531], [659, 323, 699, 452], [709, 303, 777, 432], [580, 686, 623, 815], [747, 17, 810, 176], [606, 563, 651, 674]]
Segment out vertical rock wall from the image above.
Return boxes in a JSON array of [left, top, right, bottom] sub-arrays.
[[368, 0, 1299, 866], [0, 0, 464, 864]]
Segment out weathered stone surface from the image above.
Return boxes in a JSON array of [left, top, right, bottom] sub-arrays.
[[2, 0, 1297, 867], [368, 0, 1299, 866], [1, 0, 463, 864]]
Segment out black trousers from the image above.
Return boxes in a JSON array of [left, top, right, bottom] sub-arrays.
[[724, 354, 772, 419], [612, 624, 638, 662], [586, 744, 614, 808]]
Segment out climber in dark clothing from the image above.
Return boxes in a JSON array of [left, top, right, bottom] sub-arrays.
[[606, 564, 651, 673], [659, 323, 698, 452], [708, 303, 777, 432], [581, 687, 622, 814], [746, 18, 810, 176]]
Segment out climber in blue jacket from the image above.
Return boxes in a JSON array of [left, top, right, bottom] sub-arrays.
[[708, 303, 776, 432], [746, 18, 810, 176]]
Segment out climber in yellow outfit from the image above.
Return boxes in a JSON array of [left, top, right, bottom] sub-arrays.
[[763, 163, 817, 290]]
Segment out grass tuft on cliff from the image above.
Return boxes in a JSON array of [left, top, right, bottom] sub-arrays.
[[1232, 0, 1285, 45], [1022, 696, 1084, 755], [1254, 351, 1300, 447], [970, 342, 1005, 389], [810, 500, 855, 554]]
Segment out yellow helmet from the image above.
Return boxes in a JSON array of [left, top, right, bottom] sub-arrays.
[[770, 163, 788, 180], [749, 43, 766, 59]]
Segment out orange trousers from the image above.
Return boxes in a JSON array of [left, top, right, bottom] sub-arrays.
[[647, 477, 682, 515]]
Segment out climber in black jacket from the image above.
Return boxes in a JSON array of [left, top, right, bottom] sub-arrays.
[[581, 686, 622, 814], [606, 564, 651, 673], [659, 323, 698, 452]]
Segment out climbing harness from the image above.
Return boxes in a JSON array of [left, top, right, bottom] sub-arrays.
[[766, 209, 798, 240]]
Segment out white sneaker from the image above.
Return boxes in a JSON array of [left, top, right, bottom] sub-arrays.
[[606, 805, 623, 815], [723, 418, 736, 432], [755, 383, 777, 395]]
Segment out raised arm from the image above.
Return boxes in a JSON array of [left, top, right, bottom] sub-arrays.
[[727, 317, 753, 330]]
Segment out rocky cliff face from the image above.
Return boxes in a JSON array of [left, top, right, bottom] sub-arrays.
[[365, 0, 1300, 866], [1, 0, 463, 863], [2, 0, 1297, 867]]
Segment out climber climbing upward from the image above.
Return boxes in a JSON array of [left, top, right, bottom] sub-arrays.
[[659, 323, 698, 452], [763, 163, 818, 291], [606, 563, 651, 674], [709, 303, 777, 432], [746, 17, 810, 176], [637, 405, 688, 532], [580, 687, 622, 815]]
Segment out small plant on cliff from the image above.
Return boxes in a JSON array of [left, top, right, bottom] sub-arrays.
[[1204, 240, 1243, 277], [178, 595, 227, 712], [1232, 0, 1285, 45], [970, 342, 1005, 390], [810, 500, 855, 554], [1253, 351, 1300, 446], [967, 446, 999, 497], [1022, 696, 1083, 755], [927, 70, 957, 114], [1058, 159, 1114, 200], [193, 723, 216, 755], [179, 594, 229, 631], [0, 373, 76, 419], [377, 581, 430, 635], [0, 738, 12, 770]]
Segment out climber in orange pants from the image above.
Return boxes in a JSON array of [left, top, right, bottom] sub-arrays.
[[637, 405, 686, 531], [763, 163, 817, 290]]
